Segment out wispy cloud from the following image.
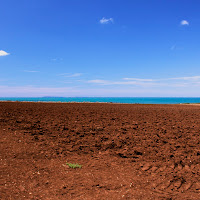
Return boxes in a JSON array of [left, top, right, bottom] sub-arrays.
[[51, 58, 63, 62], [180, 20, 189, 26], [0, 86, 75, 97], [67, 73, 82, 77], [58, 73, 69, 76], [123, 78, 154, 82], [23, 70, 39, 73], [87, 75, 200, 87], [1, 85, 200, 97], [100, 17, 114, 24], [0, 50, 10, 56], [87, 79, 156, 87], [123, 76, 200, 82], [169, 76, 200, 81], [59, 73, 82, 77], [88, 79, 110, 84]]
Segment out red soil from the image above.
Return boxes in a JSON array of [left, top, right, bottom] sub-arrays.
[[0, 102, 200, 199]]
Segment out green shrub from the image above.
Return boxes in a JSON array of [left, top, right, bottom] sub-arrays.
[[66, 162, 82, 169]]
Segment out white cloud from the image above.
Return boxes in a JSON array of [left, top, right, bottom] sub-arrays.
[[0, 50, 10, 56], [180, 20, 189, 26], [100, 17, 113, 24]]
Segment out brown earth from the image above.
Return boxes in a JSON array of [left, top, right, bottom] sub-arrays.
[[0, 102, 200, 200]]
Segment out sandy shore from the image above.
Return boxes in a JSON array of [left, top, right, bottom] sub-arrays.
[[1, 102, 200, 199]]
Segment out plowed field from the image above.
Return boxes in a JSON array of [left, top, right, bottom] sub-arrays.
[[0, 102, 200, 199]]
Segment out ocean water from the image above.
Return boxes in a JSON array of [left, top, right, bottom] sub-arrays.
[[0, 97, 200, 104]]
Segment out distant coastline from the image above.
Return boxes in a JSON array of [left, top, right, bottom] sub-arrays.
[[0, 97, 200, 104]]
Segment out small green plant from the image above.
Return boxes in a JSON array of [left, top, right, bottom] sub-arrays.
[[66, 162, 82, 169]]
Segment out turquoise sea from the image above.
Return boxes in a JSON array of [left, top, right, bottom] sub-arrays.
[[0, 97, 200, 104]]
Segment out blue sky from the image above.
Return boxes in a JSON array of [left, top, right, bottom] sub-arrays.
[[1, 0, 200, 97]]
